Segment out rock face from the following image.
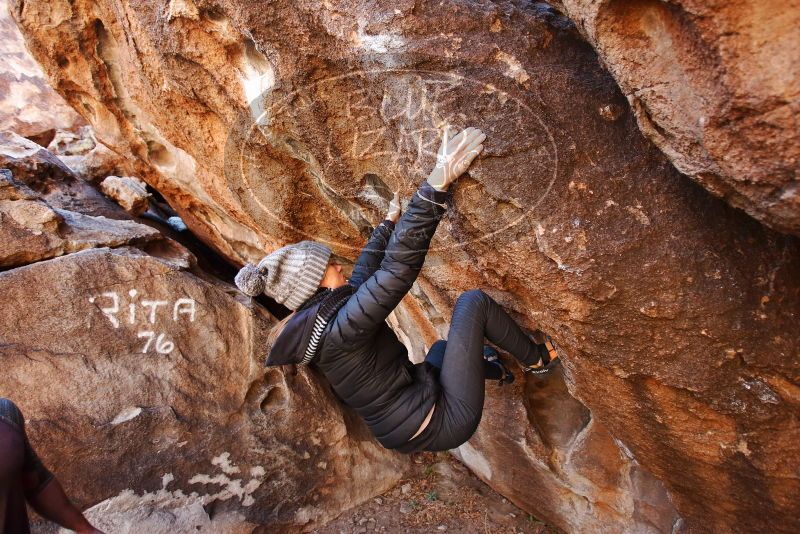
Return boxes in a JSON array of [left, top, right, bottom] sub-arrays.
[[99, 175, 152, 215], [0, 247, 408, 532], [0, 168, 159, 268], [0, 143, 409, 531], [1, 0, 131, 183], [550, 0, 800, 236], [8, 0, 800, 532], [0, 132, 163, 268], [0, 131, 130, 219], [0, 0, 84, 143]]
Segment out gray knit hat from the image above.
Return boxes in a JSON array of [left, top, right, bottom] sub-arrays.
[[235, 240, 332, 310]]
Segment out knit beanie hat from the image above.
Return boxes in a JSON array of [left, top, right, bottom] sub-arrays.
[[235, 240, 332, 310]]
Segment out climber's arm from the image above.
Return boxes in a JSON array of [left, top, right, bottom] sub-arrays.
[[1, 398, 104, 534], [332, 181, 449, 343], [26, 477, 102, 534], [330, 126, 484, 346], [348, 220, 395, 289], [349, 192, 402, 288]]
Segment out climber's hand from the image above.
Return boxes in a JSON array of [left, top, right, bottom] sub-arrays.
[[426, 125, 485, 191], [386, 191, 402, 223]]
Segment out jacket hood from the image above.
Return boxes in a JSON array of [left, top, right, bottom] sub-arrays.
[[267, 302, 322, 366]]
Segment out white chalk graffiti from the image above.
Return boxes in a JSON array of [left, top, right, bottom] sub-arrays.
[[137, 331, 176, 354], [88, 290, 197, 355]]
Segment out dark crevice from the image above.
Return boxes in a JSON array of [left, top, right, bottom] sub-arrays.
[[132, 195, 291, 320], [24, 129, 57, 148]]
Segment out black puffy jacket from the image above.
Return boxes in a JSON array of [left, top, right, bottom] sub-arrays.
[[311, 180, 450, 450]]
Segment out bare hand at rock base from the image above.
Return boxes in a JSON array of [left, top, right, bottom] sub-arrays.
[[426, 126, 486, 191]]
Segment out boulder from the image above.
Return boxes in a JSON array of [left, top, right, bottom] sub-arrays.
[[0, 135, 409, 530], [0, 0, 132, 184], [0, 130, 127, 218], [0, 246, 408, 531], [8, 0, 800, 532], [47, 125, 135, 183], [550, 0, 800, 236], [0, 132, 169, 268], [0, 171, 160, 268], [0, 0, 84, 143], [100, 175, 152, 215]]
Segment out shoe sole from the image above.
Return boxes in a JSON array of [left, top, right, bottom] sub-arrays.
[[523, 357, 562, 377]]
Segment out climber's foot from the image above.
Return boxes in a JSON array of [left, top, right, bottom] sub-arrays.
[[484, 345, 515, 385], [523, 334, 561, 376]]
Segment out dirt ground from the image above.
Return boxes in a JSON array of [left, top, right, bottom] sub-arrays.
[[314, 452, 558, 534], [30, 453, 558, 533]]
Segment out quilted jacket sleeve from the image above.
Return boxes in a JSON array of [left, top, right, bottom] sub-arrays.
[[348, 219, 395, 289], [331, 181, 449, 346]]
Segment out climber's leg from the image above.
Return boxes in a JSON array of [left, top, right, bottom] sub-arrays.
[[424, 339, 504, 380], [0, 417, 26, 533], [423, 340, 447, 369], [420, 289, 545, 451], [450, 289, 544, 365]]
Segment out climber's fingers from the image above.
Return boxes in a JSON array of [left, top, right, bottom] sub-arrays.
[[453, 144, 483, 175], [389, 191, 401, 212], [442, 127, 474, 158], [438, 125, 458, 158], [441, 128, 484, 178], [429, 126, 485, 189], [455, 130, 486, 159], [447, 127, 479, 155]]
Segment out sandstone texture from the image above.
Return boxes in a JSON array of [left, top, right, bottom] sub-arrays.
[[0, 0, 84, 143], [0, 133, 162, 267], [1, 0, 131, 183], [0, 168, 160, 268], [551, 0, 800, 235], [1, 142, 409, 531], [0, 247, 407, 532], [7, 0, 800, 533], [100, 175, 152, 215], [46, 125, 135, 184], [0, 131, 130, 219]]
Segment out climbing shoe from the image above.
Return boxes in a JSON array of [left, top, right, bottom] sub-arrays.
[[522, 334, 561, 376], [484, 345, 515, 385]]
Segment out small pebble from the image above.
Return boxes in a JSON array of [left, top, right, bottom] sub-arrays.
[[399, 501, 414, 514], [437, 526, 447, 531], [401, 483, 412, 494], [373, 497, 383, 505]]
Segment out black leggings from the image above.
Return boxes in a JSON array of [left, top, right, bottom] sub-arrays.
[[424, 340, 505, 380], [398, 289, 545, 453]]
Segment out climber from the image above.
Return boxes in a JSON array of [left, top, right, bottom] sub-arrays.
[[0, 398, 105, 534], [235, 126, 560, 453]]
